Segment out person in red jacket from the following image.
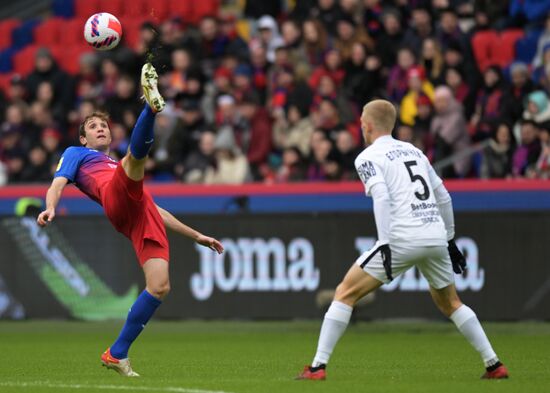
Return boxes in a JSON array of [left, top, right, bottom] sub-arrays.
[[237, 96, 273, 180]]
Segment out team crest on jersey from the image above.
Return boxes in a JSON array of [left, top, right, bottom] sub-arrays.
[[357, 160, 376, 183]]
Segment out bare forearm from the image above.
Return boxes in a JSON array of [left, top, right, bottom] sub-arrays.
[[45, 183, 64, 210], [157, 206, 201, 240]]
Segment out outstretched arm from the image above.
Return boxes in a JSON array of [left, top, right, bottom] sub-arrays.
[[37, 176, 69, 227], [156, 205, 224, 254]]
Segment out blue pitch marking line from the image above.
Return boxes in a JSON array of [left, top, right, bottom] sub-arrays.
[[0, 190, 549, 215]]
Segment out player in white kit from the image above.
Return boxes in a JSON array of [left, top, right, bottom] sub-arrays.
[[297, 100, 508, 380]]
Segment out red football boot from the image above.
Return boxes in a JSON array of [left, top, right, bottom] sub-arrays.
[[481, 364, 509, 379], [296, 365, 326, 380]]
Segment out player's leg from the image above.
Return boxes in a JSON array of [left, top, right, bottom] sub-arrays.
[[121, 63, 165, 182], [312, 264, 383, 366], [103, 258, 169, 376], [429, 284, 508, 378], [297, 264, 383, 380]]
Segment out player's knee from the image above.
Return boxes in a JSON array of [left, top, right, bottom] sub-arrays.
[[148, 281, 171, 299], [437, 299, 463, 317]]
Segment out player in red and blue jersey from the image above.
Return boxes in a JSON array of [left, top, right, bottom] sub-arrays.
[[37, 63, 224, 377]]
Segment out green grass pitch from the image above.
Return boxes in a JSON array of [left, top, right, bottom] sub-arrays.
[[0, 321, 548, 393]]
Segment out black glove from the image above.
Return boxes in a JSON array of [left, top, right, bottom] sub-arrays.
[[448, 239, 467, 274], [380, 244, 393, 281]]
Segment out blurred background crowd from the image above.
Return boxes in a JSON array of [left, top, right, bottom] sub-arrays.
[[2, 0, 550, 185]]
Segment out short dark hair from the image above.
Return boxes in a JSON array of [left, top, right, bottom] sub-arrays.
[[79, 111, 110, 139]]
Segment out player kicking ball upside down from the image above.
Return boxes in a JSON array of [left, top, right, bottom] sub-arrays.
[[37, 63, 224, 377], [297, 100, 508, 381]]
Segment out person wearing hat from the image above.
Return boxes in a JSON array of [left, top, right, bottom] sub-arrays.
[[256, 15, 285, 63], [399, 66, 435, 126], [523, 90, 550, 125]]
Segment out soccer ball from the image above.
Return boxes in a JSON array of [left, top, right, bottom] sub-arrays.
[[83, 13, 122, 51]]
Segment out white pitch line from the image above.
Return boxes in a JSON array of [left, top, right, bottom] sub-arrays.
[[0, 381, 234, 393]]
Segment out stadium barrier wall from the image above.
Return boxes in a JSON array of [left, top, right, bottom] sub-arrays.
[[0, 190, 549, 320]]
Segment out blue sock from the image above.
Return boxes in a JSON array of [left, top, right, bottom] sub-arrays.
[[110, 290, 161, 359], [129, 105, 155, 159]]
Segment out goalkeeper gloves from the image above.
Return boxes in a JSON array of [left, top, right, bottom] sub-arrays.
[[380, 244, 393, 281], [448, 239, 467, 274]]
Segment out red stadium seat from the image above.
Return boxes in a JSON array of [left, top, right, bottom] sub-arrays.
[[495, 29, 525, 67], [123, 0, 147, 18], [144, 0, 169, 22], [75, 0, 100, 18], [12, 45, 39, 76], [0, 19, 20, 50], [58, 18, 86, 47], [168, 0, 194, 23], [471, 30, 499, 72], [193, 0, 220, 23], [59, 45, 94, 74], [33, 18, 64, 46], [0, 72, 14, 94], [98, 0, 123, 18]]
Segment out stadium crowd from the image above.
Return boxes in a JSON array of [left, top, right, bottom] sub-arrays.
[[2, 0, 550, 185]]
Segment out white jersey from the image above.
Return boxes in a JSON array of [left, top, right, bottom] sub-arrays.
[[355, 135, 447, 247]]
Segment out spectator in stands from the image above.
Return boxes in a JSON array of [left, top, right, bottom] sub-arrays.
[[431, 85, 471, 178], [400, 66, 435, 126], [313, 74, 355, 125], [334, 129, 360, 179], [135, 22, 160, 67], [402, 7, 434, 56], [363, 0, 384, 38], [256, 15, 285, 63], [334, 14, 373, 62], [375, 8, 404, 67], [74, 53, 100, 104], [28, 101, 56, 145], [343, 42, 368, 100], [470, 65, 506, 142], [169, 98, 210, 167], [218, 14, 250, 62], [311, 0, 345, 36], [237, 96, 273, 180], [523, 90, 550, 125], [302, 19, 331, 67], [535, 125, 550, 178], [502, 62, 537, 125], [205, 130, 251, 184], [99, 58, 120, 100], [480, 122, 516, 179], [34, 81, 65, 128], [0, 118, 26, 183], [104, 74, 141, 130], [281, 20, 309, 68], [312, 99, 345, 139], [387, 47, 416, 103], [533, 14, 550, 69], [443, 66, 475, 119], [436, 7, 468, 52], [5, 75, 26, 105], [249, 43, 271, 104], [25, 47, 73, 117], [309, 48, 346, 91], [275, 146, 307, 182], [420, 37, 444, 83], [273, 103, 315, 156], [413, 94, 434, 151], [513, 120, 542, 177], [307, 136, 341, 181], [109, 123, 129, 160], [163, 48, 195, 100], [145, 106, 180, 180], [179, 130, 217, 183]]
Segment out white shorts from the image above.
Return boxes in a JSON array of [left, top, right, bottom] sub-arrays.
[[355, 242, 454, 289]]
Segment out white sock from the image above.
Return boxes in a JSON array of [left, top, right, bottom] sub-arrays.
[[450, 304, 499, 367], [312, 301, 353, 367]]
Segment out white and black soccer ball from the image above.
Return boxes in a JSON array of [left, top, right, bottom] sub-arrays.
[[83, 12, 122, 51]]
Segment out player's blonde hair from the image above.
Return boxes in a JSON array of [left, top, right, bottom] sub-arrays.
[[362, 100, 397, 133], [78, 111, 110, 139]]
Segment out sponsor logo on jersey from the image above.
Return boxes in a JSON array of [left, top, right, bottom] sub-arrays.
[[357, 160, 377, 183]]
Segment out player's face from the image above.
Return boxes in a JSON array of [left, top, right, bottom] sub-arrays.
[[80, 117, 112, 150]]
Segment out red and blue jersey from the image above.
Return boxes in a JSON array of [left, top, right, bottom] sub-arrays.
[[54, 146, 119, 204]]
